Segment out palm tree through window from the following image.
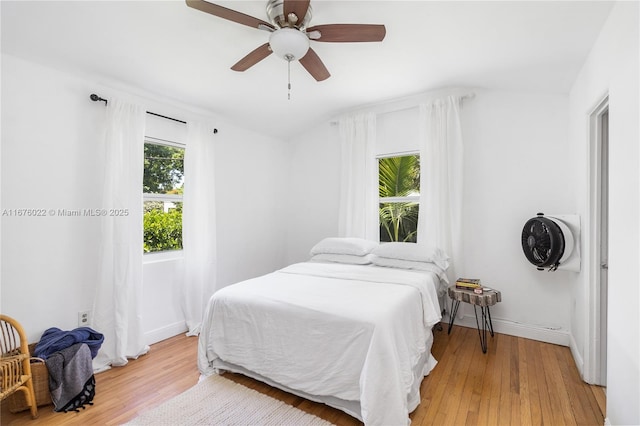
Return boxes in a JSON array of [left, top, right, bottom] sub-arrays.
[[378, 154, 420, 242]]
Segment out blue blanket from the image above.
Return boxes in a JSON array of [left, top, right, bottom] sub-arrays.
[[34, 327, 104, 360]]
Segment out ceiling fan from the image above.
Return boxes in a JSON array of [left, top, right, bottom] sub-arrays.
[[185, 0, 386, 82]]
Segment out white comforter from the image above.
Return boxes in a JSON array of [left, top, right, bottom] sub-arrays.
[[198, 262, 443, 426]]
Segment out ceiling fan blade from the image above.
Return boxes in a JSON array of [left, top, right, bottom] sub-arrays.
[[186, 0, 275, 31], [231, 43, 273, 72], [283, 0, 310, 26], [306, 24, 386, 42], [299, 48, 330, 81]]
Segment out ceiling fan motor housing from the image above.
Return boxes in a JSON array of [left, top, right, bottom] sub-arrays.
[[266, 0, 313, 29], [521, 213, 581, 272]]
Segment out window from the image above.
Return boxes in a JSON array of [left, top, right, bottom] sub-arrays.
[[378, 154, 420, 243], [143, 138, 184, 253]]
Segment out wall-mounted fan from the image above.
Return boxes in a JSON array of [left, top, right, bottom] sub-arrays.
[[521, 213, 581, 272], [185, 0, 386, 81]]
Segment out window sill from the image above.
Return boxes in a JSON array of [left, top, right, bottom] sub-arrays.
[[143, 250, 184, 264]]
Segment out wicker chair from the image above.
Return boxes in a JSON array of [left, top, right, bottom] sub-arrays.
[[0, 315, 38, 419]]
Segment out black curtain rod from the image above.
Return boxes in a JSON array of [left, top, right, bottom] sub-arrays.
[[147, 111, 186, 125], [90, 94, 218, 133]]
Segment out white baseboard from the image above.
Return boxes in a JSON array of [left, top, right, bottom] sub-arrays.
[[449, 314, 570, 346], [568, 332, 585, 378], [144, 321, 188, 346]]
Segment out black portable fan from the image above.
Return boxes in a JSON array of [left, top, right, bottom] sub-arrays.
[[521, 213, 566, 271]]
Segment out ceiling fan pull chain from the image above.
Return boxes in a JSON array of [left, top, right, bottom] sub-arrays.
[[287, 56, 292, 100]]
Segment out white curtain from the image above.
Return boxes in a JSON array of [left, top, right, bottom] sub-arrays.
[[182, 121, 217, 335], [93, 97, 149, 373], [417, 96, 465, 281], [338, 113, 378, 240]]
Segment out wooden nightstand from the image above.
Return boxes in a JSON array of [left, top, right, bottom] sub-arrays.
[[447, 285, 502, 353]]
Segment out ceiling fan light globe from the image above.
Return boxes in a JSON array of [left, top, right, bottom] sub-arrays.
[[269, 28, 310, 61]]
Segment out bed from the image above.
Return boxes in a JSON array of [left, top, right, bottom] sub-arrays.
[[198, 238, 449, 426]]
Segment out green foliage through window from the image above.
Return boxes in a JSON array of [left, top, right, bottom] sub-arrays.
[[378, 155, 420, 243], [143, 141, 184, 253], [143, 202, 183, 253], [144, 144, 184, 194]]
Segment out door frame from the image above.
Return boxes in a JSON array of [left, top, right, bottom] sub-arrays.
[[585, 95, 609, 386]]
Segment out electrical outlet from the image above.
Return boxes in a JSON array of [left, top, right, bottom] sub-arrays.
[[78, 310, 91, 327]]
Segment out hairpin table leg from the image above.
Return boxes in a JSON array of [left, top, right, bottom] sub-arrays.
[[448, 299, 461, 334], [473, 305, 495, 353]]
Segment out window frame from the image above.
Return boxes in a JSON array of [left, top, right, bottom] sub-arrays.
[[143, 136, 185, 258]]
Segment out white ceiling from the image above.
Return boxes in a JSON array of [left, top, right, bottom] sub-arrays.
[[1, 0, 614, 139]]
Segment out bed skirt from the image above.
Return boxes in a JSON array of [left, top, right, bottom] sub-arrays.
[[202, 331, 437, 423]]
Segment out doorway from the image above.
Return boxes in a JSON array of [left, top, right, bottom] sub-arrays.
[[589, 97, 609, 387], [598, 108, 608, 386]]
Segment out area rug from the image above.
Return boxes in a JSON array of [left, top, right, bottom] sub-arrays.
[[124, 374, 335, 425]]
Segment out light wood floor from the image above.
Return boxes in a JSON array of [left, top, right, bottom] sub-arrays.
[[1, 324, 605, 426]]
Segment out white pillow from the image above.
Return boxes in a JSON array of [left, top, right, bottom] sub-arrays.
[[371, 256, 450, 284], [310, 237, 379, 256], [310, 253, 374, 265], [372, 242, 449, 270]]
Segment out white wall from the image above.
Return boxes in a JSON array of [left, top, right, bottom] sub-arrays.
[[214, 121, 289, 287], [460, 89, 575, 344], [285, 123, 341, 264], [1, 55, 104, 343], [1, 53, 289, 345], [141, 254, 185, 344], [568, 2, 639, 425], [286, 88, 575, 345]]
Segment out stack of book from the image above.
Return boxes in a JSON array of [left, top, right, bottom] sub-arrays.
[[455, 278, 482, 291]]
